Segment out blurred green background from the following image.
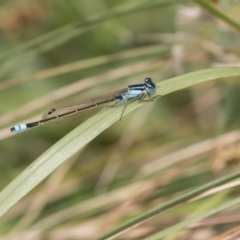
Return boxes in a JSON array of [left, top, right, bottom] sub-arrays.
[[1, 0, 240, 239]]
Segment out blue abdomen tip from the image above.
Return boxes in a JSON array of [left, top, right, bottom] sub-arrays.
[[11, 124, 28, 132]]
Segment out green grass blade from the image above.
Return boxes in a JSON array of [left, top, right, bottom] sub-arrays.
[[144, 196, 240, 240], [194, 0, 240, 33], [96, 170, 240, 240]]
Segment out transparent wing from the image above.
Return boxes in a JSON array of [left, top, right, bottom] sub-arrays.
[[41, 88, 126, 120]]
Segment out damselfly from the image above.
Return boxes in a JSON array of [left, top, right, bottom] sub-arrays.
[[10, 78, 157, 132]]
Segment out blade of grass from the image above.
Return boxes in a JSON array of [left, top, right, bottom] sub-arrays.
[[194, 0, 240, 33], [1, 67, 240, 219], [144, 195, 240, 240], [96, 170, 240, 240]]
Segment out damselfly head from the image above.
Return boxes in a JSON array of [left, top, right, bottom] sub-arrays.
[[144, 77, 155, 90]]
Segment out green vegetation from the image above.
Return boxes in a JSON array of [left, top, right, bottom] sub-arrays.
[[1, 0, 240, 239]]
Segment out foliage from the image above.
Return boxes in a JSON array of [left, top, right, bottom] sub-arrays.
[[1, 0, 240, 239]]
